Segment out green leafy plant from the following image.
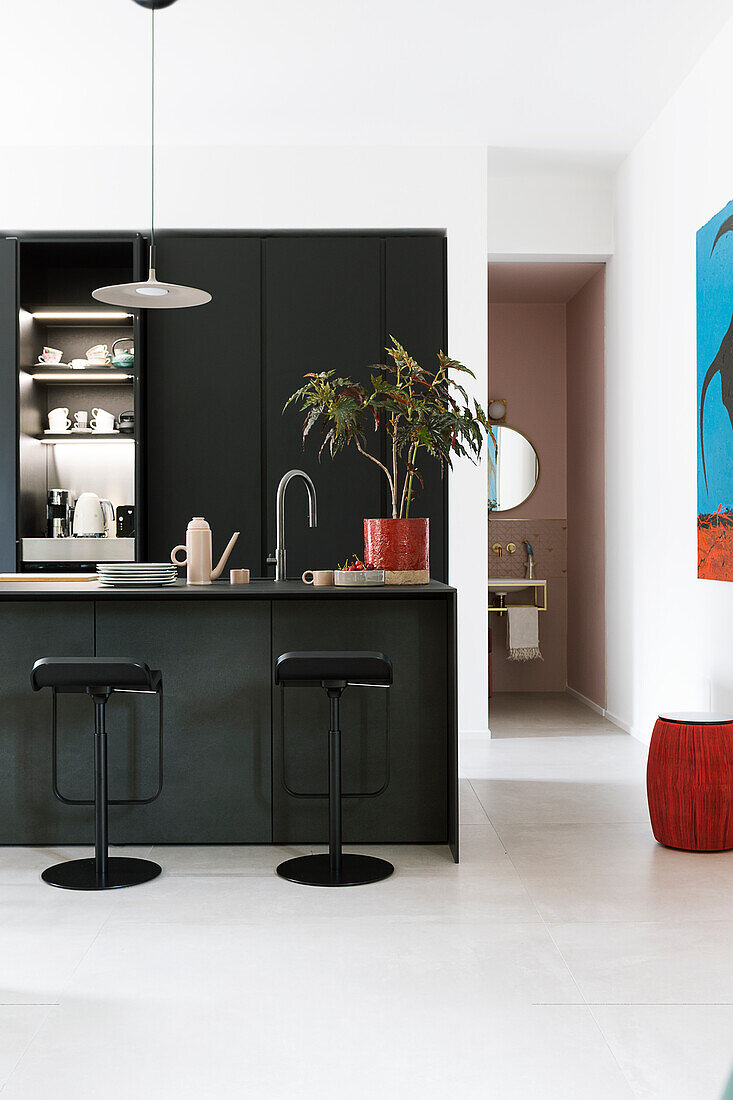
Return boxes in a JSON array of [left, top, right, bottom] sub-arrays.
[[284, 336, 489, 519]]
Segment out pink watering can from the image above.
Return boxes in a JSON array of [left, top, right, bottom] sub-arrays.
[[171, 517, 240, 585]]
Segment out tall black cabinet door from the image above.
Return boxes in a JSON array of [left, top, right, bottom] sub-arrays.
[[0, 600, 95, 843], [95, 599, 272, 843], [385, 236, 448, 581], [263, 237, 383, 577], [0, 238, 18, 571], [272, 598, 448, 844], [146, 237, 261, 566]]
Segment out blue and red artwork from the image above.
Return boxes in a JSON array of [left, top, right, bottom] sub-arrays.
[[698, 199, 733, 579]]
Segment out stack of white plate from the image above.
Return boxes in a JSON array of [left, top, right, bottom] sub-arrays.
[[96, 562, 178, 587]]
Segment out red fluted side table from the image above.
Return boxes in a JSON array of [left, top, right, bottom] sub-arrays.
[[647, 712, 733, 851]]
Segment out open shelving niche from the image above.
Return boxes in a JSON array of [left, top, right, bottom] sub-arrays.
[[16, 240, 143, 570]]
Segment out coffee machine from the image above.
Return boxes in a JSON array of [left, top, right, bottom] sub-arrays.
[[46, 489, 72, 539]]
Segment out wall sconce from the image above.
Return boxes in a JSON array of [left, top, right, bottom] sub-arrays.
[[488, 399, 507, 423]]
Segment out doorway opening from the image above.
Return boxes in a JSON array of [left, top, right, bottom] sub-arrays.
[[488, 261, 606, 736]]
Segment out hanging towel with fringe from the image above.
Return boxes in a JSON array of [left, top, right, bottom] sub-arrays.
[[507, 606, 543, 662]]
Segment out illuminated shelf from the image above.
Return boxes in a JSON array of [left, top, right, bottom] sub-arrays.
[[27, 310, 133, 327], [37, 433, 134, 444], [24, 365, 133, 384]]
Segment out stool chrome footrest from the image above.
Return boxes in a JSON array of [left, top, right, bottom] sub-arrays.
[[276, 853, 394, 887], [41, 856, 162, 891]]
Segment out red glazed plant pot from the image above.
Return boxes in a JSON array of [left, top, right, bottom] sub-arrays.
[[364, 518, 430, 585]]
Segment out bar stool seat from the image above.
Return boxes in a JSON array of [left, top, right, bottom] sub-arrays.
[[31, 657, 164, 891], [275, 651, 392, 687], [275, 650, 394, 887], [31, 657, 162, 693]]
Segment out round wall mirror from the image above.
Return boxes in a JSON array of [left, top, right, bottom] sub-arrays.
[[488, 426, 539, 512]]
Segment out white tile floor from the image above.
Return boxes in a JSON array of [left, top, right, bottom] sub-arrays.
[[0, 692, 731, 1098]]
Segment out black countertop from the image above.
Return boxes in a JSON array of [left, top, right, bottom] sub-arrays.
[[0, 578, 455, 601]]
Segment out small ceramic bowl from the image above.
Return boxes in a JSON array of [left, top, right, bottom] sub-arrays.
[[334, 569, 385, 586]]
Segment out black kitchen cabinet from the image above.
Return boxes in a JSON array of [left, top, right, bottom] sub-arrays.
[[0, 600, 95, 843], [0, 235, 145, 572], [264, 236, 385, 577], [2, 232, 448, 579], [0, 239, 18, 571], [145, 236, 262, 566], [0, 584, 456, 853], [145, 232, 447, 581], [385, 236, 448, 581], [271, 597, 449, 844], [95, 599, 272, 842]]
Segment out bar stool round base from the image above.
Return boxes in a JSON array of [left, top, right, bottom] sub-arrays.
[[41, 857, 162, 891], [277, 853, 394, 887]]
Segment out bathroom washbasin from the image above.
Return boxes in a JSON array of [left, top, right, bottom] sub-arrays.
[[489, 578, 545, 596]]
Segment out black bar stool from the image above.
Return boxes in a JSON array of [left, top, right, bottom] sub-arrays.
[[31, 657, 164, 891], [275, 650, 394, 887]]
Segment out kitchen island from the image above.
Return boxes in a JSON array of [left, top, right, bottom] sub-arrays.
[[0, 579, 458, 860]]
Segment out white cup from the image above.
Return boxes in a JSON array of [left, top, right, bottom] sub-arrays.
[[90, 407, 115, 432], [74, 411, 88, 428], [48, 407, 71, 432], [86, 344, 109, 363], [38, 346, 63, 364]]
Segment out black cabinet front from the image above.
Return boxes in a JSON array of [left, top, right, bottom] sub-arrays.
[[145, 232, 448, 580], [264, 237, 385, 577], [271, 598, 449, 844], [0, 239, 18, 572], [95, 599, 272, 843], [2, 232, 447, 579], [146, 237, 262, 567], [385, 236, 448, 582], [0, 595, 452, 847], [0, 601, 95, 842]]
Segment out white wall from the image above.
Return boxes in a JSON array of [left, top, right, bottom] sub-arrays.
[[0, 144, 489, 747], [487, 156, 615, 259], [606, 15, 733, 740]]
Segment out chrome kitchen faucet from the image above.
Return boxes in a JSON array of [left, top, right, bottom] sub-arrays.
[[267, 470, 318, 581]]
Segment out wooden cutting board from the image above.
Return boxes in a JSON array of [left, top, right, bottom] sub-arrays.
[[0, 574, 98, 582]]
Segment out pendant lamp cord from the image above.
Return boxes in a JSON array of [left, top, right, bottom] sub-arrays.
[[150, 5, 156, 266]]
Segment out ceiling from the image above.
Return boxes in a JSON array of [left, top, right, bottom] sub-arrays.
[[1, 0, 731, 163], [489, 263, 604, 303]]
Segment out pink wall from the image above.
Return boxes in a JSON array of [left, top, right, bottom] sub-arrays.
[[488, 304, 567, 519], [489, 303, 567, 691], [566, 269, 606, 707]]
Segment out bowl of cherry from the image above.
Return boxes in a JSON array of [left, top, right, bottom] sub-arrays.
[[334, 557, 385, 586]]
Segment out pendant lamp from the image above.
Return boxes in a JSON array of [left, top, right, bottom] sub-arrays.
[[93, 0, 211, 309]]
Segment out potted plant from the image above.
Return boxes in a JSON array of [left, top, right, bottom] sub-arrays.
[[284, 337, 489, 583]]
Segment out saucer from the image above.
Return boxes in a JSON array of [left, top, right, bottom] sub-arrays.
[[45, 429, 70, 435], [37, 361, 68, 367], [72, 427, 92, 433], [91, 429, 119, 435]]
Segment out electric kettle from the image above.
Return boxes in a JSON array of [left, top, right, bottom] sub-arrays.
[[73, 493, 115, 538]]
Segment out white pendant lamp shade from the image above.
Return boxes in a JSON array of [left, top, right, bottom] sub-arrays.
[[93, 250, 212, 309], [93, 0, 211, 309]]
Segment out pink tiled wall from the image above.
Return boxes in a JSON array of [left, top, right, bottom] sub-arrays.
[[489, 519, 567, 691]]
